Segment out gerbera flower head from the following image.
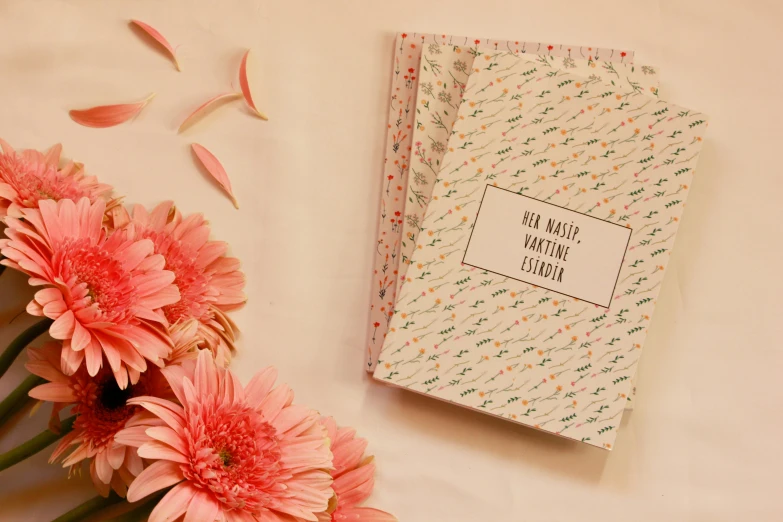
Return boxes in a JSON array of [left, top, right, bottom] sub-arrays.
[[26, 341, 170, 498], [112, 201, 246, 366], [317, 417, 397, 522], [0, 197, 180, 388], [118, 349, 333, 522], [0, 139, 112, 219]]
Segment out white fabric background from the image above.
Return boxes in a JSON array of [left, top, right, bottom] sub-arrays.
[[0, 1, 781, 520]]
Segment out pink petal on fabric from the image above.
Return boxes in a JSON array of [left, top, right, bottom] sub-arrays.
[[148, 482, 197, 522], [244, 367, 278, 406], [178, 92, 242, 133], [130, 20, 181, 71], [184, 490, 220, 522], [334, 507, 398, 521], [28, 382, 77, 402], [69, 94, 155, 128], [239, 50, 269, 120], [126, 459, 184, 502], [191, 143, 239, 209]]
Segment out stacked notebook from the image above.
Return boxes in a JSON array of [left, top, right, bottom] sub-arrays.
[[366, 33, 707, 449]]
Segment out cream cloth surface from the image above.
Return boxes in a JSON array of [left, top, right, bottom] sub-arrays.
[[0, 1, 780, 521]]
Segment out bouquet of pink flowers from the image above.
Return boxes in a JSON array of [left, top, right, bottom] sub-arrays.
[[0, 139, 395, 522]]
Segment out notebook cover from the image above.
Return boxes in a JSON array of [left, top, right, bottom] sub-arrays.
[[366, 33, 635, 372], [373, 51, 708, 449]]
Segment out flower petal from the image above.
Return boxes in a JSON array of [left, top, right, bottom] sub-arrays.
[[69, 95, 155, 128], [184, 490, 220, 522], [138, 440, 188, 464], [148, 482, 197, 522], [239, 49, 268, 120], [334, 507, 398, 522], [28, 382, 76, 403], [191, 143, 238, 209], [178, 92, 242, 133], [126, 459, 184, 502], [49, 309, 75, 339], [129, 20, 181, 71]]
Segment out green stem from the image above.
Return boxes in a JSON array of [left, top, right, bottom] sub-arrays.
[[50, 491, 124, 522], [105, 487, 172, 522], [0, 414, 75, 472], [0, 318, 53, 379], [0, 374, 44, 426]]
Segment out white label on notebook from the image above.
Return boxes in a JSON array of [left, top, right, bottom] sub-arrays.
[[463, 185, 631, 308]]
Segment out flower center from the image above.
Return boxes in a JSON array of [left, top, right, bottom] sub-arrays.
[[99, 378, 133, 411], [53, 238, 137, 322], [184, 403, 283, 512], [217, 448, 233, 467]]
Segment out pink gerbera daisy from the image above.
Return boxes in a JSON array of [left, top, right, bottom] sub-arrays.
[[0, 139, 112, 219], [0, 197, 180, 387], [26, 341, 171, 497], [317, 418, 397, 522], [111, 201, 246, 366], [117, 350, 333, 522]]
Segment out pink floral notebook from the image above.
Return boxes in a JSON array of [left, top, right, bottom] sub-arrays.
[[365, 33, 635, 372], [372, 51, 708, 449]]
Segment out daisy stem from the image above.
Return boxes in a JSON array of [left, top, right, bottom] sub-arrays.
[[0, 318, 53, 379], [0, 414, 75, 472], [105, 487, 172, 521], [50, 491, 124, 522], [0, 374, 44, 426]]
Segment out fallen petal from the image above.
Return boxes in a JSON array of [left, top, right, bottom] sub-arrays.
[[239, 50, 268, 121], [178, 93, 242, 133], [69, 94, 155, 128], [191, 144, 238, 209], [130, 20, 181, 71]]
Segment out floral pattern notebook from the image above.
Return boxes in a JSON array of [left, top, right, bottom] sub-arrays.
[[396, 47, 661, 410], [366, 33, 635, 372], [373, 51, 708, 449]]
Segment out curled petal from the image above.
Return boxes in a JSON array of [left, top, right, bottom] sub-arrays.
[[191, 143, 238, 209], [130, 20, 181, 71], [178, 93, 242, 133], [239, 50, 268, 120]]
